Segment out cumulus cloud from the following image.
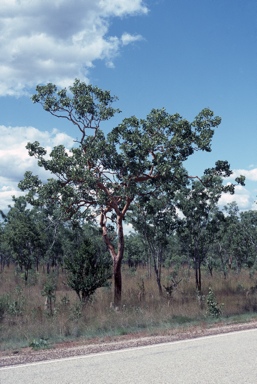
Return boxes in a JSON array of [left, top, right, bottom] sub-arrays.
[[214, 167, 257, 211], [218, 185, 253, 210], [0, 0, 148, 96], [232, 168, 257, 181], [0, 125, 74, 209]]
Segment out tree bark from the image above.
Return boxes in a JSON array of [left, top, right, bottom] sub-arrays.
[[100, 209, 125, 306], [113, 257, 122, 306], [152, 250, 163, 297], [195, 257, 202, 292]]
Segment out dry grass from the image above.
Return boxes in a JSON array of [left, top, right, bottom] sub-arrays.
[[0, 265, 257, 351]]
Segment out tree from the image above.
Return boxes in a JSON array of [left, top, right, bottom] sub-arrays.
[[216, 203, 257, 275], [19, 79, 233, 305], [176, 170, 244, 292], [240, 210, 257, 272], [0, 219, 10, 272], [124, 233, 147, 269], [3, 197, 43, 283], [129, 194, 177, 296], [34, 205, 65, 274]]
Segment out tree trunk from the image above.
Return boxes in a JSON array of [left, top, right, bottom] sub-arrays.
[[195, 255, 201, 292], [100, 209, 125, 306], [0, 257, 5, 272], [113, 257, 122, 306], [147, 254, 152, 279], [152, 250, 163, 297]]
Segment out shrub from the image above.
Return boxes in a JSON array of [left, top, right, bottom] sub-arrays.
[[206, 287, 223, 318], [64, 238, 112, 304], [41, 275, 57, 316]]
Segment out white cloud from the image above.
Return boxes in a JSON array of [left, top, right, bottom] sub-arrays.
[[232, 168, 257, 181], [215, 168, 257, 211], [0, 0, 147, 96], [0, 125, 74, 210], [121, 32, 144, 46], [218, 185, 253, 210]]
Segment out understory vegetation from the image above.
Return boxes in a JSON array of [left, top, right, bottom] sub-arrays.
[[0, 265, 257, 351]]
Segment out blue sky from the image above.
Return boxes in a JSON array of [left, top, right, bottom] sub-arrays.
[[0, 0, 257, 211]]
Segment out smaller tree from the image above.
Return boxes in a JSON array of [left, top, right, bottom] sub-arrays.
[[3, 197, 43, 283], [129, 194, 177, 296], [64, 237, 112, 304], [240, 210, 257, 273], [218, 204, 257, 275], [124, 233, 147, 269], [41, 274, 57, 316], [0, 217, 11, 272], [176, 165, 245, 292]]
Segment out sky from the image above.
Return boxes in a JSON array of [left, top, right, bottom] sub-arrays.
[[0, 0, 257, 212]]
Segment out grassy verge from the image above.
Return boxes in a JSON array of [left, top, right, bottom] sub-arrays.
[[0, 266, 257, 351]]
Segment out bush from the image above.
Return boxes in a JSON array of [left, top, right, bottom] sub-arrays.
[[41, 275, 57, 316], [206, 287, 223, 318], [64, 238, 112, 304], [29, 338, 49, 350]]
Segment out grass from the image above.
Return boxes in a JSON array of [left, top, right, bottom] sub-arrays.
[[0, 265, 257, 351]]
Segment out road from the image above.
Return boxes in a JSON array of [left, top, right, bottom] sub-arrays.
[[1, 329, 257, 384]]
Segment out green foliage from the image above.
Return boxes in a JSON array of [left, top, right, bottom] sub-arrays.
[[31, 79, 120, 124], [41, 276, 57, 300], [124, 233, 146, 269], [0, 286, 25, 320], [29, 338, 49, 350], [128, 194, 177, 295], [206, 287, 223, 318], [19, 80, 225, 228], [64, 236, 112, 304], [176, 173, 244, 291], [3, 197, 44, 282], [41, 274, 57, 316], [211, 203, 257, 276]]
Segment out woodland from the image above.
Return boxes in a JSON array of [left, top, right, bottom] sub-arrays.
[[1, 80, 257, 350]]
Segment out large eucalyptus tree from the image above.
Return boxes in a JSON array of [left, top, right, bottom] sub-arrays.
[[19, 79, 235, 304]]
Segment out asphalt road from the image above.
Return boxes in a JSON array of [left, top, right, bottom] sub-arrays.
[[1, 329, 257, 384]]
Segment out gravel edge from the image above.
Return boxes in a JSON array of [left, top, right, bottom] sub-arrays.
[[1, 320, 257, 367]]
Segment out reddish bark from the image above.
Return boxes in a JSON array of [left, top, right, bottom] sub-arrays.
[[100, 197, 131, 306]]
